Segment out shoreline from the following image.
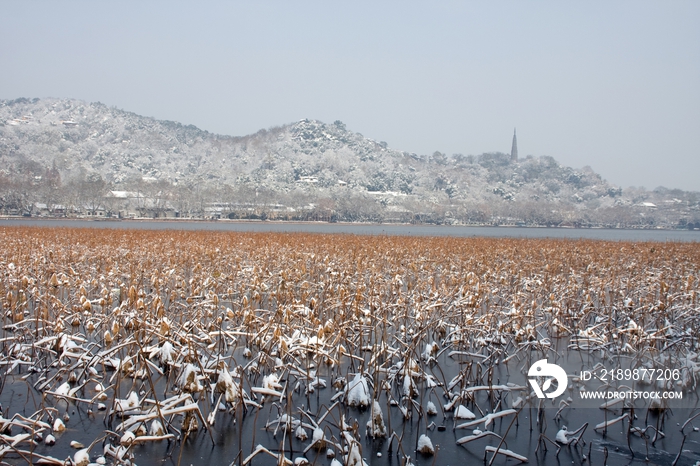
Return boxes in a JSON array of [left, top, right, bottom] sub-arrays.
[[0, 215, 698, 232]]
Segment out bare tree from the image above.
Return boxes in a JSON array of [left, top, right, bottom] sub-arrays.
[[0, 173, 34, 215], [140, 179, 173, 218], [72, 173, 108, 216], [38, 162, 63, 216]]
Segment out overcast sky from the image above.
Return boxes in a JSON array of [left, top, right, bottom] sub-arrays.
[[2, 1, 698, 191]]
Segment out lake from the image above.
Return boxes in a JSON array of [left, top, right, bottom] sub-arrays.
[[2, 218, 699, 242], [0, 221, 698, 466]]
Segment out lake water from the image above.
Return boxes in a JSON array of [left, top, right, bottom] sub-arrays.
[[2, 218, 699, 242], [1, 218, 699, 466], [9, 339, 699, 466]]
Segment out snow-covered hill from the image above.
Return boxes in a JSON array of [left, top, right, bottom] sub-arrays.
[[1, 97, 698, 227]]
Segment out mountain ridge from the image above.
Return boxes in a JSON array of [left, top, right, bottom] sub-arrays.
[[1, 97, 698, 228]]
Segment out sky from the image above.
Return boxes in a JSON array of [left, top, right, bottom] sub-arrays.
[[2, 1, 699, 191]]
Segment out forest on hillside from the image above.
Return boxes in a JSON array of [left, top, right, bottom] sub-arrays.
[[1, 98, 698, 228]]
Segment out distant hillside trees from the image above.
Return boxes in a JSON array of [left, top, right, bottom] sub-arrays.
[[1, 98, 698, 228]]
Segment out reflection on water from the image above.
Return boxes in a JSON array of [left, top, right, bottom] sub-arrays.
[[128, 344, 700, 466], [4, 337, 699, 466]]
